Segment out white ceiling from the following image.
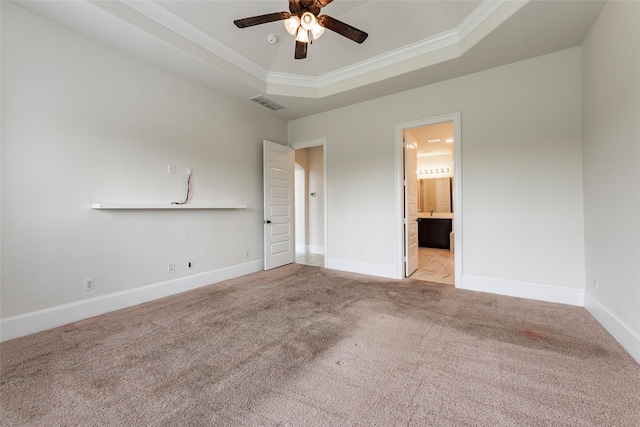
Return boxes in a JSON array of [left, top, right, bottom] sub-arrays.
[[16, 0, 606, 120], [407, 122, 455, 158]]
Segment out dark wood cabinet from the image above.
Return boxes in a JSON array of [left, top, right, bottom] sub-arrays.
[[418, 218, 452, 249]]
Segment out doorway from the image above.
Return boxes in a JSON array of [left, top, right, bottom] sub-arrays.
[[395, 113, 462, 287], [292, 138, 327, 268]]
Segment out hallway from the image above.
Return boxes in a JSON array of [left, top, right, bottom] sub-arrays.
[[409, 247, 455, 285], [295, 253, 324, 268]]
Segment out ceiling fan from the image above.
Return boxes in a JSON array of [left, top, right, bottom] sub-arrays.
[[233, 0, 368, 60]]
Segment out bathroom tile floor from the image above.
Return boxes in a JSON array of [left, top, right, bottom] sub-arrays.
[[409, 247, 455, 285]]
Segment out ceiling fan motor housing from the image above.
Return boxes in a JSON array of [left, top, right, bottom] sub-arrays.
[[289, 0, 321, 16]]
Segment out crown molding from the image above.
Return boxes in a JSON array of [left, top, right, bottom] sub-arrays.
[[120, 0, 269, 82], [457, 0, 506, 40], [118, 0, 514, 96], [267, 71, 319, 89], [268, 0, 510, 91], [267, 28, 460, 89]]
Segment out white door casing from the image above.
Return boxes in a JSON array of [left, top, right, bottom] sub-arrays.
[[395, 112, 461, 285], [263, 140, 295, 270], [404, 135, 419, 276]]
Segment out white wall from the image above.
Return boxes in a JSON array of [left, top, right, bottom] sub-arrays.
[[307, 146, 324, 254], [582, 0, 640, 358], [418, 154, 454, 179], [1, 3, 286, 331], [294, 146, 324, 254], [294, 150, 308, 253], [288, 47, 585, 296]]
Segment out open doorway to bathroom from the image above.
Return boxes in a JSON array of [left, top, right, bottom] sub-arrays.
[[397, 113, 461, 287], [293, 139, 327, 268], [406, 122, 455, 284]]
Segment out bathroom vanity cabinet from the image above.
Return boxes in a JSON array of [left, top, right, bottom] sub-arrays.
[[417, 218, 452, 249]]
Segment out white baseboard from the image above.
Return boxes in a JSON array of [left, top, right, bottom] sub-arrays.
[[584, 292, 640, 365], [0, 260, 263, 343], [326, 258, 396, 279], [461, 274, 584, 307], [295, 244, 306, 253], [307, 244, 324, 255], [4, 261, 638, 365]]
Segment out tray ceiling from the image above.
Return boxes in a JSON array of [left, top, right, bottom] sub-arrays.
[[15, 0, 606, 120]]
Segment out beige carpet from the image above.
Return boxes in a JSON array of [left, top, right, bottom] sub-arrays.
[[1, 264, 639, 426]]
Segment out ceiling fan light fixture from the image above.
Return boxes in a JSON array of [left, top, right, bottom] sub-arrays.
[[284, 15, 300, 35], [300, 12, 317, 30], [311, 23, 325, 40], [295, 27, 310, 43]]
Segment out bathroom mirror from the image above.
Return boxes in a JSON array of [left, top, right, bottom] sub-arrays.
[[418, 177, 453, 213]]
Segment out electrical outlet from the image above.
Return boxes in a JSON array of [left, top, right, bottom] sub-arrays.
[[168, 164, 176, 174], [244, 250, 249, 258], [168, 263, 175, 273], [593, 278, 599, 291], [83, 277, 94, 291], [188, 261, 192, 268]]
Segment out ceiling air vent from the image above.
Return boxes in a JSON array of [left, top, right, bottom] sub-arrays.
[[249, 95, 286, 111]]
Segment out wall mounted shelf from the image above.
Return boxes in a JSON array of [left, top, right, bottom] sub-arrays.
[[90, 203, 247, 210]]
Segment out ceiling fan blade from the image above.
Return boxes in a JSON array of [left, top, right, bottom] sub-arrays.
[[295, 41, 308, 59], [234, 12, 290, 28], [316, 0, 334, 7], [318, 15, 368, 44]]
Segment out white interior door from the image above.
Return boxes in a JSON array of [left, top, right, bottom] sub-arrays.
[[404, 136, 419, 276], [263, 140, 295, 270]]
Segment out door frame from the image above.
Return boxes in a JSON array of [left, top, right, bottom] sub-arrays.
[[290, 137, 328, 268], [394, 113, 462, 286]]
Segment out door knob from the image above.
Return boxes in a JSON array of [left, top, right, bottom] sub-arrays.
[[264, 220, 272, 224]]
